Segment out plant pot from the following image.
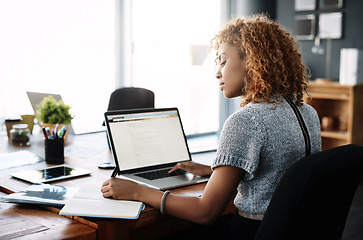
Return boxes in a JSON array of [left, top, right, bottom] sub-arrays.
[[40, 123, 70, 143]]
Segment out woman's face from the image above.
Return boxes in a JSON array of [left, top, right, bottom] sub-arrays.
[[215, 43, 248, 98]]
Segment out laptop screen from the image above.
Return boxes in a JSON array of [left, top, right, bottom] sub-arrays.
[[105, 109, 191, 171]]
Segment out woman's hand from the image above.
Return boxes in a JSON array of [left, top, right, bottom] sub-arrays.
[[101, 177, 164, 211], [101, 177, 140, 200], [169, 161, 212, 176], [101, 166, 244, 225]]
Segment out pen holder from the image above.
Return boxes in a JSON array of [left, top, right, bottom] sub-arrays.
[[45, 138, 64, 164], [40, 123, 69, 143]]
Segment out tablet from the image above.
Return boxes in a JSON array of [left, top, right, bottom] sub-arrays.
[[10, 165, 92, 183]]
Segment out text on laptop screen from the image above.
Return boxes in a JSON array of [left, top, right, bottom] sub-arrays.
[[107, 110, 190, 171]]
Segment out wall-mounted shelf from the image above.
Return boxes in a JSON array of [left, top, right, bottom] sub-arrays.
[[306, 81, 363, 150]]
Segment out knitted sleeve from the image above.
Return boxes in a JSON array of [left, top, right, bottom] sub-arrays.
[[212, 107, 266, 180]]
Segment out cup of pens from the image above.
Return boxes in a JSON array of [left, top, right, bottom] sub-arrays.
[[42, 124, 66, 164]]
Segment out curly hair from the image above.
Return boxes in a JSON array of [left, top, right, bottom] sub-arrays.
[[210, 14, 310, 107]]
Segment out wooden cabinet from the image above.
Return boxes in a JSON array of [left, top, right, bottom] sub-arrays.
[[306, 82, 363, 150]]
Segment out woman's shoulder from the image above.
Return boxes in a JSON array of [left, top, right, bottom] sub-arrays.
[[227, 99, 317, 125], [229, 102, 275, 118], [300, 101, 317, 111], [227, 103, 256, 121], [224, 102, 270, 128], [299, 101, 319, 116]]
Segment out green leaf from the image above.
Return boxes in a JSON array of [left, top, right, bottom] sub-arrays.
[[36, 95, 73, 124]]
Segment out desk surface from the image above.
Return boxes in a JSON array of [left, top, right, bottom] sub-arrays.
[[0, 191, 97, 240], [0, 128, 235, 240]]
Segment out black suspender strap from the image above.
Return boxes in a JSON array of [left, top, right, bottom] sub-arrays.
[[284, 97, 311, 156]]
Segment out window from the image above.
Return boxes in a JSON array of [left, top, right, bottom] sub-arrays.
[[0, 0, 115, 133], [130, 0, 222, 135], [1, 0, 226, 136]]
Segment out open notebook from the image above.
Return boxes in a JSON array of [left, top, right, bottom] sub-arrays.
[[59, 184, 144, 219]]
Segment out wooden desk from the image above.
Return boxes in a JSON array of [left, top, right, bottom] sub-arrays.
[[0, 129, 236, 240], [0, 191, 96, 240]]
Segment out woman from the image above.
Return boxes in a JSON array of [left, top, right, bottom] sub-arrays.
[[101, 14, 321, 239]]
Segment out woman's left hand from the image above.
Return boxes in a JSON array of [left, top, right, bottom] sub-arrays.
[[101, 177, 139, 200]]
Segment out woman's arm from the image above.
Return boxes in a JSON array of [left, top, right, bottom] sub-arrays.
[[101, 165, 244, 224]]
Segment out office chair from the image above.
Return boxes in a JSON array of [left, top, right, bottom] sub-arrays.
[[254, 144, 363, 240], [107, 87, 154, 111], [100, 87, 155, 168]]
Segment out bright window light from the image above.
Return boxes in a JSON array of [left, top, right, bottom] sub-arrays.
[[0, 0, 115, 133], [131, 0, 222, 135]]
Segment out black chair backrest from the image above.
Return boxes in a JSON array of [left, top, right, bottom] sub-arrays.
[[254, 144, 363, 240], [107, 87, 154, 111]]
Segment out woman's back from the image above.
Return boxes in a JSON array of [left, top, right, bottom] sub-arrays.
[[213, 98, 321, 215]]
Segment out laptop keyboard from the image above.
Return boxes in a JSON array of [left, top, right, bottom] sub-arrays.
[[135, 169, 187, 180]]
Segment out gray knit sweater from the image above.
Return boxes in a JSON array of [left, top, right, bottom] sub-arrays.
[[212, 98, 321, 215]]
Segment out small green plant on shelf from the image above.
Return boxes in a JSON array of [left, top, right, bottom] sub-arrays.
[[36, 95, 73, 124]]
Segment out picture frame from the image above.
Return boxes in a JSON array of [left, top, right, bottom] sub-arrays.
[[295, 0, 316, 11], [319, 0, 343, 10], [318, 12, 343, 39], [295, 14, 316, 40]]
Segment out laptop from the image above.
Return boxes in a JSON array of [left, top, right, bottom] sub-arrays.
[[104, 108, 209, 190], [26, 91, 62, 112], [26, 91, 104, 135], [26, 91, 75, 133]]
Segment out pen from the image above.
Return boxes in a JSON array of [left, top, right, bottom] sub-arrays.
[[45, 127, 53, 139], [61, 129, 67, 139], [58, 125, 66, 138], [42, 127, 48, 139], [55, 124, 59, 139], [111, 167, 119, 177]]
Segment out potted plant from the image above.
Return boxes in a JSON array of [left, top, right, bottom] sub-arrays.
[[36, 95, 73, 141]]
